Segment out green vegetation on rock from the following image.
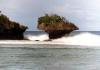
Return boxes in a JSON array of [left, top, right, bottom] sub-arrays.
[[0, 11, 28, 33], [38, 14, 79, 30], [37, 14, 79, 39], [0, 11, 28, 39]]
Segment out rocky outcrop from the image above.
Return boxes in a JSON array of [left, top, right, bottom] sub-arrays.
[[37, 14, 79, 39], [0, 12, 28, 40]]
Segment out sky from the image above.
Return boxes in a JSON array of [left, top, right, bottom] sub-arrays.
[[0, 0, 100, 31]]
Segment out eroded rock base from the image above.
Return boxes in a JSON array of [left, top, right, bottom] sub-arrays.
[[0, 33, 24, 40], [46, 30, 72, 39]]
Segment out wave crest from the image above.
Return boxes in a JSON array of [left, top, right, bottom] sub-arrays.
[[0, 32, 100, 47], [53, 32, 100, 46], [25, 34, 49, 41], [25, 32, 100, 46]]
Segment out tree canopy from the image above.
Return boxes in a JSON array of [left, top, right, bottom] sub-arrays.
[[0, 12, 28, 32], [38, 14, 70, 25], [37, 14, 79, 31]]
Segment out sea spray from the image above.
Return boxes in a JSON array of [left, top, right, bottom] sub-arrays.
[[25, 32, 100, 46], [0, 32, 100, 47], [53, 32, 100, 46], [25, 34, 49, 41]]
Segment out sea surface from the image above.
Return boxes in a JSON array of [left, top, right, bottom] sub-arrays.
[[0, 31, 100, 70]]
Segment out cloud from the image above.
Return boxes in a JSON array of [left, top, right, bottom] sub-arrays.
[[0, 0, 100, 31]]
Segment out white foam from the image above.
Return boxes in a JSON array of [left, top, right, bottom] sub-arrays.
[[25, 34, 49, 41], [53, 32, 100, 46], [0, 32, 100, 47]]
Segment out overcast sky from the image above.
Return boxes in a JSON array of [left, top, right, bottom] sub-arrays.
[[0, 0, 100, 31]]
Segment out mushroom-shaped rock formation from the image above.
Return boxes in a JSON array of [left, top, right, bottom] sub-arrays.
[[37, 14, 79, 39], [0, 11, 28, 40]]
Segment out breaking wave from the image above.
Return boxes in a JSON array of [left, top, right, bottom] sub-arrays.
[[0, 32, 100, 47], [25, 34, 49, 41], [26, 32, 100, 46], [53, 32, 100, 46]]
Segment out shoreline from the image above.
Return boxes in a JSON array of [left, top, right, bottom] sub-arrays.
[[0, 44, 100, 49], [0, 40, 99, 48], [0, 34, 99, 48]]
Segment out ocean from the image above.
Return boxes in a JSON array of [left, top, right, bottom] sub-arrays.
[[0, 31, 100, 70]]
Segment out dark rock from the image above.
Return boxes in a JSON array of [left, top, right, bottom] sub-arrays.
[[35, 40, 40, 41], [47, 30, 72, 39], [44, 39, 52, 41], [37, 14, 79, 39], [0, 11, 28, 40]]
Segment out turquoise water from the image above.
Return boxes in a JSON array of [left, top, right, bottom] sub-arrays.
[[0, 46, 100, 70]]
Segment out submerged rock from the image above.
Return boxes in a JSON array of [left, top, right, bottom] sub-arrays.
[[0, 11, 28, 40], [37, 14, 79, 39], [35, 40, 40, 41]]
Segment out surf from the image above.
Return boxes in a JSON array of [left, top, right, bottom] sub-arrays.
[[53, 32, 100, 46], [26, 32, 100, 46], [0, 32, 100, 47]]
